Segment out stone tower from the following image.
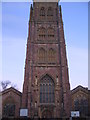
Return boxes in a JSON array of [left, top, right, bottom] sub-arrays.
[[22, 1, 71, 118]]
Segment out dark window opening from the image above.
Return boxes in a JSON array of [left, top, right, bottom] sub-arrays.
[[3, 104, 15, 117], [40, 75, 55, 103], [40, 7, 45, 16]]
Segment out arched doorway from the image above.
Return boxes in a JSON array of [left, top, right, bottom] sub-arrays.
[[42, 109, 52, 118]]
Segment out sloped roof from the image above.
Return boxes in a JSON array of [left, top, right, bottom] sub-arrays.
[[71, 85, 88, 95], [1, 87, 22, 96]]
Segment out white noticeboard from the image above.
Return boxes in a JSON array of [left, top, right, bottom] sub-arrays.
[[71, 111, 80, 117], [20, 109, 28, 117]]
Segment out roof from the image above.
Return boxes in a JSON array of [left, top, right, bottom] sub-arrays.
[[71, 85, 88, 95], [1, 87, 22, 96]]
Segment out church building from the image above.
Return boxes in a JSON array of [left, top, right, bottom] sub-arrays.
[[21, 0, 71, 118], [1, 1, 90, 119]]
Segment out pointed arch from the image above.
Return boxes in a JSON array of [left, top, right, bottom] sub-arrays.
[[47, 27, 55, 40], [38, 73, 56, 85], [38, 27, 46, 40], [42, 109, 52, 118], [40, 74, 55, 84], [47, 7, 53, 16], [40, 7, 45, 16], [40, 74, 55, 103], [38, 48, 46, 63], [48, 48, 56, 63]]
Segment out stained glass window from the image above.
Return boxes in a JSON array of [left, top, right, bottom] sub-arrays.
[[3, 103, 15, 117], [74, 98, 88, 116], [40, 75, 55, 103]]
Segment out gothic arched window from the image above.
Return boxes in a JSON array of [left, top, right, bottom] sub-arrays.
[[40, 7, 45, 16], [74, 99, 79, 111], [74, 98, 88, 116], [3, 103, 15, 117], [3, 97, 15, 117], [38, 27, 46, 40], [48, 48, 56, 63], [79, 99, 88, 116], [40, 75, 55, 103], [47, 27, 54, 40], [38, 48, 46, 63], [47, 7, 53, 16]]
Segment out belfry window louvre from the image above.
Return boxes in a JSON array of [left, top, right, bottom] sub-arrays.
[[38, 27, 46, 40], [40, 7, 45, 16], [47, 27, 55, 40], [47, 7, 53, 16]]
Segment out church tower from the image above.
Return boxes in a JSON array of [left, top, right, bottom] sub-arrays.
[[22, 1, 71, 118]]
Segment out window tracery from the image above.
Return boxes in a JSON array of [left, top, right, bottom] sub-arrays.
[[38, 27, 46, 40], [38, 48, 46, 63], [40, 75, 55, 103], [38, 48, 56, 63], [47, 7, 53, 16], [48, 48, 56, 63], [40, 7, 45, 16], [47, 27, 55, 40], [3, 103, 15, 117], [74, 97, 88, 116]]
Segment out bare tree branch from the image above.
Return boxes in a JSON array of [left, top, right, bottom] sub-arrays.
[[1, 80, 11, 90], [0, 80, 18, 91]]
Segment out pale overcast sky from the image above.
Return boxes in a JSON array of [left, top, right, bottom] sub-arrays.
[[0, 2, 88, 91]]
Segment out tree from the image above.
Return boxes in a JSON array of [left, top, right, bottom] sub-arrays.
[[0, 80, 11, 91], [0, 80, 18, 91]]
